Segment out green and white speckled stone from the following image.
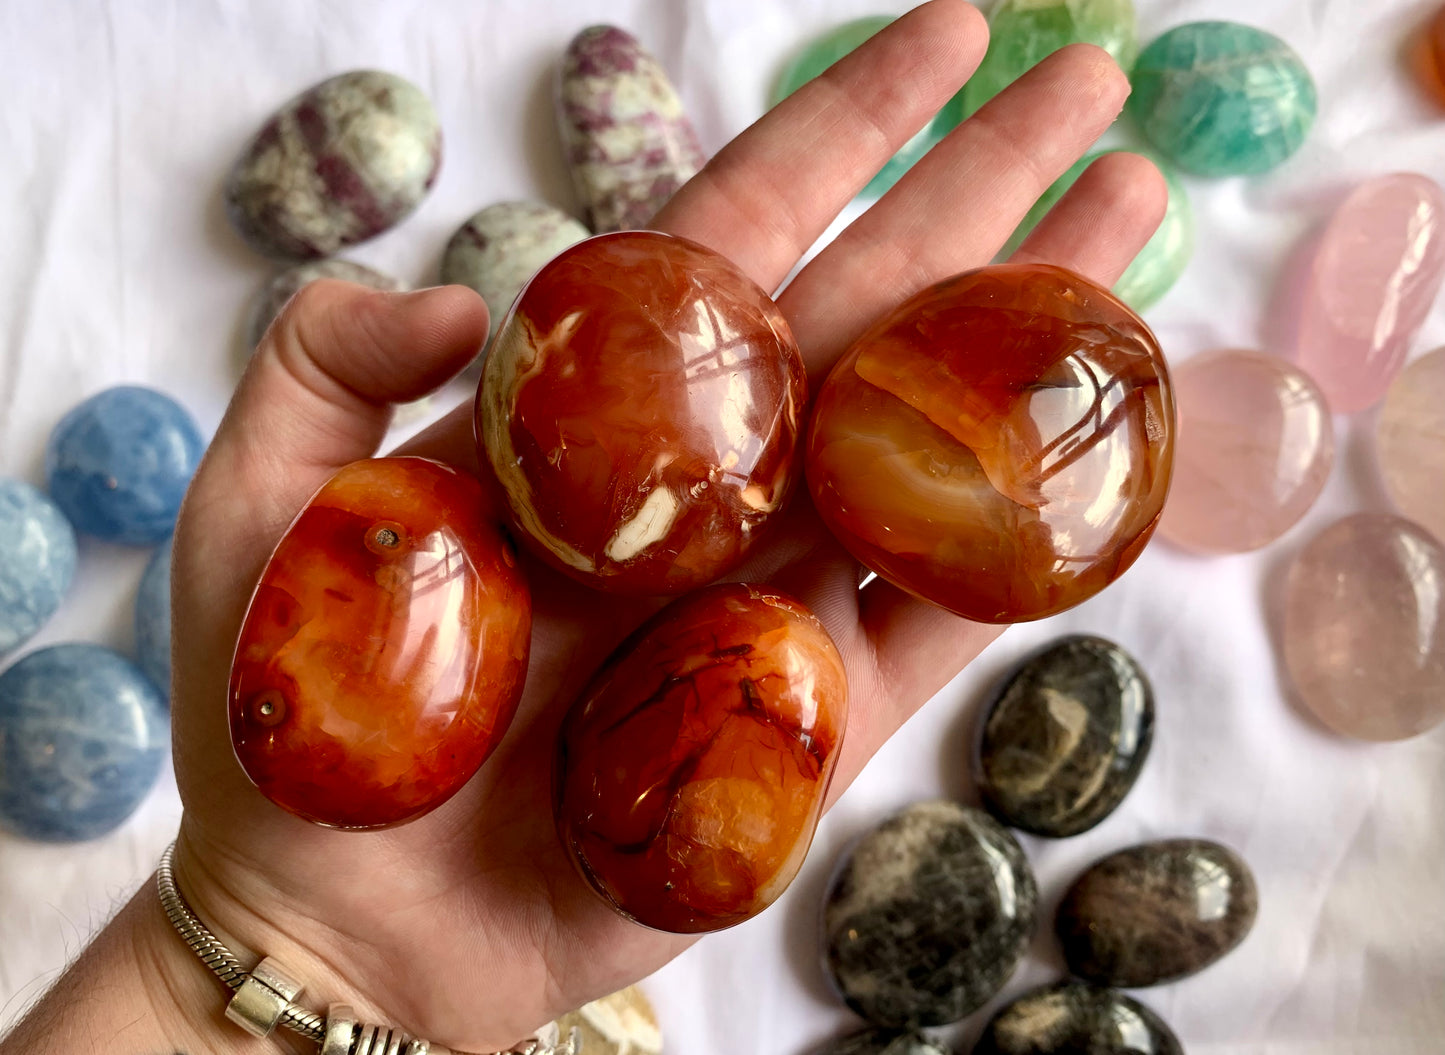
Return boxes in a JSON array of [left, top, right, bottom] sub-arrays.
[[1003, 149, 1194, 310], [772, 17, 937, 196], [1128, 21, 1316, 177]]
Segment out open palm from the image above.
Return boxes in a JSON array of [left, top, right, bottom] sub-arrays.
[[167, 3, 1164, 1051]]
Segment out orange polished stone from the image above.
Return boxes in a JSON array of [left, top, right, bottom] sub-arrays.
[[806, 264, 1174, 623], [478, 231, 806, 596], [229, 457, 532, 829], [555, 583, 847, 933], [1411, 5, 1445, 107]]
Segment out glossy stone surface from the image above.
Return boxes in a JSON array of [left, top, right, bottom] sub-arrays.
[[772, 17, 934, 197], [822, 801, 1037, 1027], [1283, 514, 1445, 740], [46, 386, 205, 545], [975, 983, 1182, 1055], [230, 457, 531, 829], [440, 201, 591, 345], [1378, 348, 1445, 544], [1412, 5, 1445, 107], [977, 635, 1153, 837], [0, 644, 167, 842], [1296, 174, 1445, 413], [1129, 22, 1316, 177], [551, 987, 661, 1055], [247, 259, 407, 349], [226, 70, 441, 260], [1056, 838, 1258, 987], [135, 536, 173, 697], [480, 231, 806, 595], [815, 1029, 950, 1055], [556, 583, 846, 933], [1159, 350, 1333, 554], [1004, 149, 1193, 311], [0, 480, 77, 657], [557, 26, 705, 233], [806, 263, 1174, 624]]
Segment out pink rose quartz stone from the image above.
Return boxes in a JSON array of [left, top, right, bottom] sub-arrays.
[[1159, 350, 1334, 554], [1377, 347, 1445, 544], [1296, 173, 1445, 413], [1283, 514, 1445, 741]]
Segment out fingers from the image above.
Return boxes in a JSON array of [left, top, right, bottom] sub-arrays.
[[783, 43, 1131, 373], [653, 0, 986, 293]]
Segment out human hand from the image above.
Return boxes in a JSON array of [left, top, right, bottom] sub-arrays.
[[167, 2, 1165, 1050]]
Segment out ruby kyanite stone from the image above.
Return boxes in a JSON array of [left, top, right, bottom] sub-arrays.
[[1378, 347, 1445, 543], [1159, 351, 1333, 554], [556, 583, 847, 933], [230, 457, 532, 829], [806, 264, 1174, 624], [1296, 173, 1445, 413], [479, 231, 806, 596], [1283, 514, 1445, 741]]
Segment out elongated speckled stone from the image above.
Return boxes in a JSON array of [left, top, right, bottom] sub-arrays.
[[822, 801, 1037, 1027], [226, 70, 442, 260], [246, 259, 408, 349], [557, 27, 706, 233], [975, 983, 1182, 1055]]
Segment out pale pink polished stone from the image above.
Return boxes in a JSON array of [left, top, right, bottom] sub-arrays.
[[1283, 514, 1445, 741], [1297, 173, 1445, 413], [1378, 347, 1445, 544], [1159, 351, 1334, 554]]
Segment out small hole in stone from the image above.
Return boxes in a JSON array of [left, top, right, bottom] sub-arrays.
[[250, 690, 288, 728], [365, 520, 409, 556], [374, 528, 399, 548]]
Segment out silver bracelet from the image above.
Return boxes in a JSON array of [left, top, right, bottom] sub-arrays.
[[157, 842, 579, 1055]]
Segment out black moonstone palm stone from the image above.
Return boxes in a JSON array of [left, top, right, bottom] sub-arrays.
[[815, 1027, 951, 1055], [821, 801, 1037, 1028], [976, 635, 1153, 837], [974, 982, 1182, 1054]]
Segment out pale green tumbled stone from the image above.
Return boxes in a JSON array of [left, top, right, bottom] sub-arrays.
[[772, 16, 937, 196], [1129, 22, 1316, 177], [1003, 150, 1194, 311]]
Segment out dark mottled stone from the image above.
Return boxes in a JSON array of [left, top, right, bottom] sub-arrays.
[[816, 1027, 950, 1055], [246, 259, 407, 348], [1057, 838, 1258, 987], [226, 70, 441, 260], [974, 982, 1182, 1054], [823, 801, 1037, 1028], [976, 635, 1153, 837]]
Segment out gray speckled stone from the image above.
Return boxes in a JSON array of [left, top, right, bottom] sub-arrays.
[[226, 70, 441, 260], [977, 635, 1153, 837], [1057, 838, 1258, 987], [440, 202, 590, 343], [816, 1028, 950, 1055], [246, 259, 407, 349], [975, 982, 1182, 1054], [823, 801, 1037, 1028]]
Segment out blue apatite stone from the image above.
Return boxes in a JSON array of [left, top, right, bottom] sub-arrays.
[[134, 537, 173, 697], [1128, 22, 1316, 177], [0, 480, 78, 657], [0, 643, 168, 842], [45, 386, 205, 546]]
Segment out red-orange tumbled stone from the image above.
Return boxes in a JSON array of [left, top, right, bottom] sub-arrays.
[[477, 231, 806, 596], [807, 264, 1174, 623], [555, 583, 847, 933], [229, 457, 532, 829]]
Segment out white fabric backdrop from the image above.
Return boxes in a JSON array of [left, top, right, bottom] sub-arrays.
[[2, 1, 1443, 1052]]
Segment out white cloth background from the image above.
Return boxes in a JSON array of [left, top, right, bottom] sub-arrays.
[[1, 0, 1443, 1052]]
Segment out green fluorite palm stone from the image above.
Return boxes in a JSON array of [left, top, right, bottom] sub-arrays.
[[1004, 150, 1194, 311], [773, 16, 937, 196], [943, 0, 1139, 125], [1129, 22, 1316, 177]]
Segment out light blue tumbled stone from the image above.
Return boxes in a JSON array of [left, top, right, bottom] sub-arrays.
[[45, 386, 205, 545], [0, 480, 78, 657], [0, 643, 168, 842], [1128, 21, 1316, 177], [135, 537, 173, 698]]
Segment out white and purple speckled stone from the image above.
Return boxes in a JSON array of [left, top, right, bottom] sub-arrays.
[[557, 27, 706, 233], [0, 480, 77, 657], [442, 202, 591, 347], [246, 259, 408, 349], [226, 70, 442, 260]]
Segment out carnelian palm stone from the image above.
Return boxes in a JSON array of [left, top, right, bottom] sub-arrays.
[[807, 264, 1174, 623], [556, 583, 847, 933], [229, 457, 532, 829]]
